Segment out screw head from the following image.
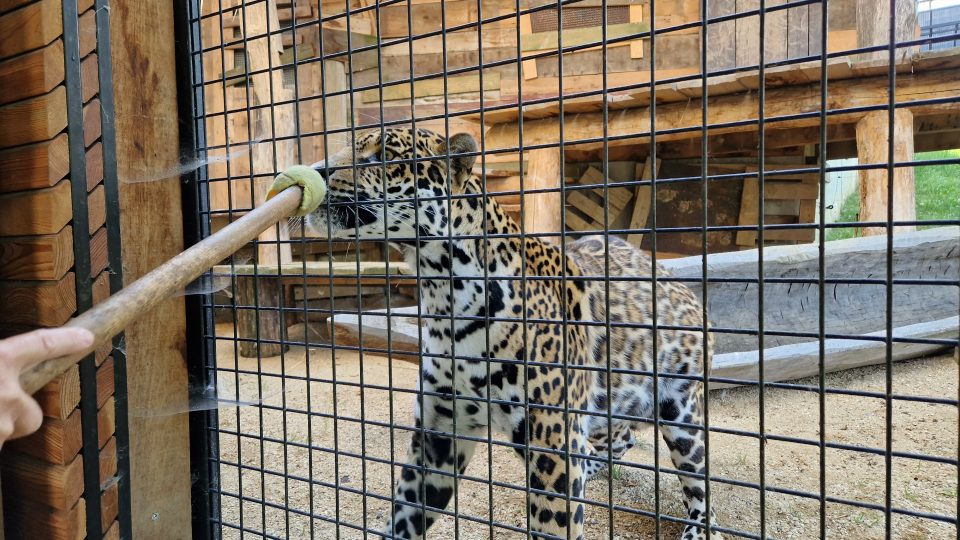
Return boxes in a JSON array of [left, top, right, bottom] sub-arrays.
[[151, 512, 160, 521]]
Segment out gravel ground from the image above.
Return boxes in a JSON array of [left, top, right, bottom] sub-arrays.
[[210, 327, 957, 540]]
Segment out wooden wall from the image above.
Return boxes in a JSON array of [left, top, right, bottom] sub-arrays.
[[0, 0, 120, 538]]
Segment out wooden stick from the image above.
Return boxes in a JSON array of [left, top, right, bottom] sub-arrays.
[[20, 186, 303, 395]]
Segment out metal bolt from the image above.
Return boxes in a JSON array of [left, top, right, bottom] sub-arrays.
[[151, 512, 160, 521]]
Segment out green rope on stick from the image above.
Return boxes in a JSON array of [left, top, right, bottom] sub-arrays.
[[265, 165, 327, 216]]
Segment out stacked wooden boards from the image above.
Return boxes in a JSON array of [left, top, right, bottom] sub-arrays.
[[0, 0, 120, 538]]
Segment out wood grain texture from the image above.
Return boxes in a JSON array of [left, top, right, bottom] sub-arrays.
[[35, 364, 80, 419], [98, 436, 117, 486], [0, 0, 61, 60], [0, 133, 70, 194], [100, 481, 118, 534], [0, 85, 67, 149], [0, 225, 74, 280], [85, 142, 103, 191], [0, 39, 64, 106], [88, 184, 105, 234], [79, 8, 96, 58], [96, 356, 113, 409], [83, 98, 101, 148], [110, 0, 192, 534], [857, 109, 916, 236], [89, 227, 108, 277], [98, 396, 116, 450], [2, 496, 85, 540], [523, 146, 563, 240], [5, 407, 82, 465], [0, 272, 76, 326], [81, 53, 99, 104], [0, 179, 73, 236], [0, 452, 84, 510]]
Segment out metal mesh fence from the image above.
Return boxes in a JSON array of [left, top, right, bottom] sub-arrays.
[[178, 1, 960, 539]]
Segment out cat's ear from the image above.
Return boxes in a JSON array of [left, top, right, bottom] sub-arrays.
[[437, 133, 478, 190]]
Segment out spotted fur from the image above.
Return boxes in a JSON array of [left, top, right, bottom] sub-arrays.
[[306, 128, 721, 540]]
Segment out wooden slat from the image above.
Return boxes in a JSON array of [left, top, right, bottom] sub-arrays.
[[736, 176, 760, 247], [521, 22, 650, 52], [0, 452, 84, 510], [0, 0, 62, 60], [2, 496, 85, 540], [79, 8, 96, 57], [86, 141, 104, 191], [0, 272, 76, 326], [360, 73, 501, 103], [83, 97, 101, 147], [0, 39, 64, 106], [6, 407, 82, 465], [627, 158, 658, 247], [35, 364, 81, 420], [99, 437, 117, 486], [104, 520, 119, 540], [0, 225, 74, 280], [92, 269, 110, 306], [88, 184, 106, 233], [0, 85, 67, 149], [90, 226, 108, 277], [0, 179, 73, 236], [81, 53, 99, 104], [98, 396, 116, 449], [97, 356, 114, 409], [100, 481, 119, 534], [0, 133, 70, 194]]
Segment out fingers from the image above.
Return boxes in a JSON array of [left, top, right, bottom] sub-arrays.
[[10, 393, 43, 441], [0, 327, 96, 371]]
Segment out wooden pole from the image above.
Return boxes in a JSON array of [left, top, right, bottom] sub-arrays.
[[18, 187, 303, 395], [523, 146, 563, 241], [856, 109, 916, 237]]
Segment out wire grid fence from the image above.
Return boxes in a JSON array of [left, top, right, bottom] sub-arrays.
[[179, 0, 960, 538]]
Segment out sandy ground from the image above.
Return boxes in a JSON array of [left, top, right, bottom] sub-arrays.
[[209, 329, 958, 540]]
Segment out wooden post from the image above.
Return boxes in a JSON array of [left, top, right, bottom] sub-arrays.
[[856, 0, 917, 64], [856, 109, 916, 237], [523, 146, 563, 241], [110, 0, 191, 536]]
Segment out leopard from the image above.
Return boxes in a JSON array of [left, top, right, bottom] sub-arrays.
[[304, 127, 720, 540]]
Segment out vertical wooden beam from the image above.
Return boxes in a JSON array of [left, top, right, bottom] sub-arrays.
[[856, 0, 917, 63], [523, 146, 562, 241], [856, 109, 916, 237], [109, 0, 191, 537]]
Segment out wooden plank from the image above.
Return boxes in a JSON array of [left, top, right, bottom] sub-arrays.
[[0, 0, 61, 60], [99, 437, 117, 486], [0, 452, 84, 510], [0, 179, 72, 236], [707, 0, 736, 72], [360, 73, 500, 103], [2, 497, 85, 540], [110, 0, 192, 531], [88, 184, 105, 233], [520, 14, 537, 79], [100, 481, 119, 534], [89, 226, 108, 277], [97, 356, 114, 409], [0, 39, 64, 106], [765, 0, 789, 63], [786, 2, 808, 59], [520, 22, 649, 52], [35, 365, 80, 420], [81, 53, 99, 104], [78, 8, 96, 58], [857, 109, 916, 236], [629, 5, 644, 59], [483, 67, 960, 152], [735, 0, 759, 68], [92, 269, 110, 306], [86, 142, 104, 191], [98, 397, 116, 450], [83, 97, 101, 147], [103, 520, 119, 540], [0, 133, 69, 194], [0, 272, 76, 326], [6, 407, 83, 466], [0, 85, 67, 149], [627, 158, 658, 248], [523, 146, 563, 239], [736, 176, 760, 247], [0, 225, 74, 281], [566, 190, 605, 227]]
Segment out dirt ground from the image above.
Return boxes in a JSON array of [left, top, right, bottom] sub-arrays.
[[210, 328, 958, 540]]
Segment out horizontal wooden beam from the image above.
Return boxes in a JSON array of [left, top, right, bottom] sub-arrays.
[[521, 22, 649, 52], [0, 452, 84, 510], [483, 67, 960, 152], [6, 406, 82, 465], [0, 86, 67, 149], [360, 72, 500, 103], [2, 496, 85, 540], [0, 272, 76, 326], [35, 364, 81, 420], [0, 39, 64, 106], [0, 133, 70, 194], [0, 225, 74, 280], [0, 179, 72, 236], [0, 0, 61, 61]]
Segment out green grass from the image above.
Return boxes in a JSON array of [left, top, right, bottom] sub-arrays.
[[826, 149, 960, 241]]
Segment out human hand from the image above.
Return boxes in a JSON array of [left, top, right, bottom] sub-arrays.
[[0, 327, 95, 447]]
